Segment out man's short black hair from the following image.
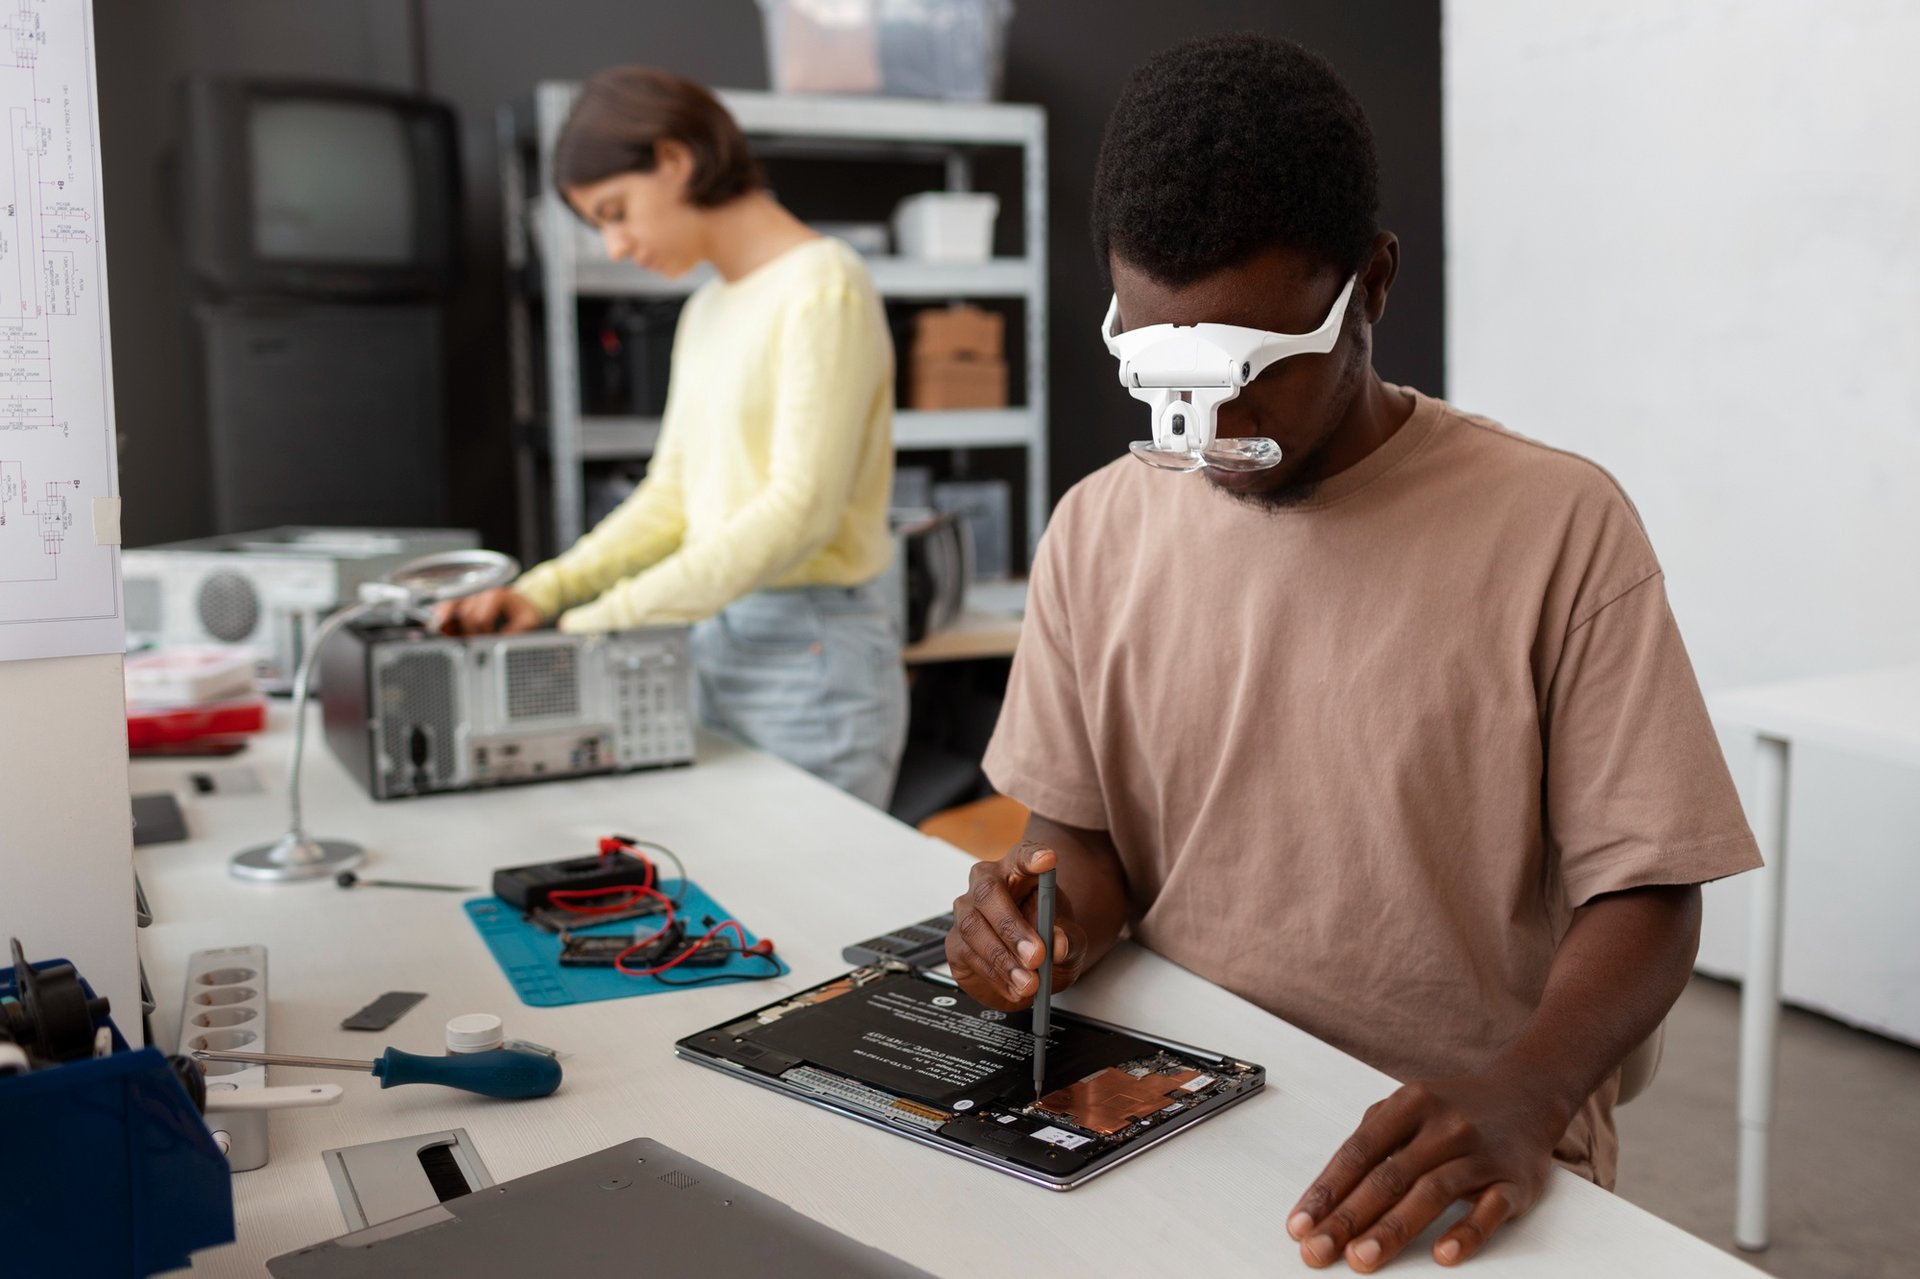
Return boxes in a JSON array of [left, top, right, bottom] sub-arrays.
[[1092, 34, 1380, 286]]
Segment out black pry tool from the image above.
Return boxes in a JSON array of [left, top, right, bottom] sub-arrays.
[[1032, 868, 1055, 1101]]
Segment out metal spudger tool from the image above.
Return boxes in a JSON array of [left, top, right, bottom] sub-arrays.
[[1032, 867, 1056, 1101], [192, 1045, 562, 1099], [335, 870, 474, 893]]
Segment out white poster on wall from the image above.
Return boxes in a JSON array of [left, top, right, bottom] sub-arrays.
[[0, 0, 121, 662]]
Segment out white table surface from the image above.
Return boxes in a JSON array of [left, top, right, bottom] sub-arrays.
[[1707, 661, 1920, 1249], [136, 709, 1757, 1277], [1712, 662, 1920, 765]]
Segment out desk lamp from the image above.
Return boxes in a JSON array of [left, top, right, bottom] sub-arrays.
[[230, 549, 519, 883]]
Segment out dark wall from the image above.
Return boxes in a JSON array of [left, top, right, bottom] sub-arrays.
[[97, 0, 1441, 552], [1003, 2, 1445, 502], [96, 0, 419, 546]]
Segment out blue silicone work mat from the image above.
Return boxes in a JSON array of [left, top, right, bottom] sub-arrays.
[[464, 878, 788, 1007]]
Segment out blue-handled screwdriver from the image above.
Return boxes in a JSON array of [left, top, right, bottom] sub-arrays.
[[192, 1045, 562, 1099]]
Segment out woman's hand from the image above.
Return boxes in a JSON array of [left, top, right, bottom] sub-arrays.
[[435, 588, 544, 636]]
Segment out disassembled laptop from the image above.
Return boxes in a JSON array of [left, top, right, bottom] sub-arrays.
[[678, 964, 1265, 1189]]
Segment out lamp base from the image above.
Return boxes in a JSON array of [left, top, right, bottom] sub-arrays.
[[230, 834, 365, 883]]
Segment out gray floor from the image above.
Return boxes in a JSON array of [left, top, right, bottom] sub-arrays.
[[1613, 976, 1920, 1278]]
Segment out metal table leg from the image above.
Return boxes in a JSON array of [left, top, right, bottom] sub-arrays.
[[1735, 732, 1790, 1251]]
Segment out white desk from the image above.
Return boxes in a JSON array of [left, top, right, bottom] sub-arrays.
[[137, 710, 1756, 1276], [1711, 663, 1920, 1252]]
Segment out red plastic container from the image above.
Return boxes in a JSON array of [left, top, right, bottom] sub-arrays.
[[126, 696, 268, 748]]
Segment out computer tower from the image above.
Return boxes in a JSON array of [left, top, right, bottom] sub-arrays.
[[320, 619, 697, 799]]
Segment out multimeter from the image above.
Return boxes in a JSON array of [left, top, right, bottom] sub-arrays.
[[491, 850, 655, 912]]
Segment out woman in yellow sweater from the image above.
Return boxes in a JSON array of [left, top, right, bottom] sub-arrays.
[[441, 67, 906, 807]]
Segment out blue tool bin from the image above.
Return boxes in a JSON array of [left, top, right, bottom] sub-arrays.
[[0, 957, 235, 1278]]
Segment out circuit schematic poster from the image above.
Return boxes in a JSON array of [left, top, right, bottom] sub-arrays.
[[0, 0, 122, 663]]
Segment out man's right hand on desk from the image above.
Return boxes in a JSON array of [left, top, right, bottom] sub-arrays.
[[436, 587, 544, 636], [947, 820, 1127, 1011]]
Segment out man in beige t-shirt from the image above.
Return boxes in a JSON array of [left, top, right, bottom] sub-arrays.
[[945, 35, 1761, 1274]]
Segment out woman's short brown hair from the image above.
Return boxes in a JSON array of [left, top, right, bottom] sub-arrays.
[[554, 66, 762, 207]]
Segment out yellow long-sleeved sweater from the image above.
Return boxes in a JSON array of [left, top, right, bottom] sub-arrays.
[[517, 237, 895, 632]]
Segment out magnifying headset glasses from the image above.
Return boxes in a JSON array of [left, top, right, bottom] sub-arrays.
[[1101, 274, 1358, 473]]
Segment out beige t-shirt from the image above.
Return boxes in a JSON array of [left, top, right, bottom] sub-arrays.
[[983, 388, 1761, 1187]]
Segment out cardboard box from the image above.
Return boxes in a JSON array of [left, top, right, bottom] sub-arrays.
[[913, 305, 1004, 361], [909, 355, 1008, 410]]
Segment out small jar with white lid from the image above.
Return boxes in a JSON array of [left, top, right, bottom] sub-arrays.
[[444, 1013, 505, 1054]]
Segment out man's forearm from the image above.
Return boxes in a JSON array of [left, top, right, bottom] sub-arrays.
[[1285, 883, 1704, 1271], [1488, 884, 1702, 1125]]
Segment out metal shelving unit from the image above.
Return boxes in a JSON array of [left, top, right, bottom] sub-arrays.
[[508, 84, 1049, 560]]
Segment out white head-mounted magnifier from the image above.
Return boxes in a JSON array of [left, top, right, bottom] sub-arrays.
[[1101, 274, 1357, 472]]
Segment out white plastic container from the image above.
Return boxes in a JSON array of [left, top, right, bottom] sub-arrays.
[[892, 192, 1000, 262], [445, 1013, 505, 1054], [810, 221, 891, 256], [758, 0, 1013, 101], [125, 645, 257, 707]]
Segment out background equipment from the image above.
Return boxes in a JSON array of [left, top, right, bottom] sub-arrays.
[[1, 943, 236, 1277], [841, 910, 957, 970], [321, 622, 696, 800], [266, 1137, 930, 1278], [230, 548, 519, 883], [123, 527, 478, 689]]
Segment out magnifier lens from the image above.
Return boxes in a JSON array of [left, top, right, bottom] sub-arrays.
[[1128, 441, 1207, 473], [1200, 437, 1283, 472], [384, 549, 521, 605], [1129, 437, 1282, 474]]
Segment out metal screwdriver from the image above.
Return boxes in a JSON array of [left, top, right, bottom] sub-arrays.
[[1032, 867, 1055, 1102], [193, 1044, 562, 1099]]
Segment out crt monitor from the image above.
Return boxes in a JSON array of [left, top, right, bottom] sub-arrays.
[[181, 78, 460, 299]]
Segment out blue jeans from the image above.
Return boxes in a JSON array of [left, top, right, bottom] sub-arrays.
[[690, 580, 908, 808]]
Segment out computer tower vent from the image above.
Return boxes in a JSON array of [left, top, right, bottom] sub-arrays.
[[197, 571, 261, 642], [375, 648, 459, 795], [504, 644, 580, 720]]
